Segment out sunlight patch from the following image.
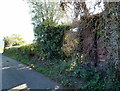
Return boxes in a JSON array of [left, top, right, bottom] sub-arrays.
[[8, 84, 28, 91]]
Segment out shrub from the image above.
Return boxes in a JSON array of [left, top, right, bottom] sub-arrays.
[[34, 20, 69, 59], [71, 66, 120, 89], [4, 43, 42, 59]]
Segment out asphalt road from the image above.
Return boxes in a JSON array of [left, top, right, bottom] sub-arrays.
[[1, 54, 62, 90]]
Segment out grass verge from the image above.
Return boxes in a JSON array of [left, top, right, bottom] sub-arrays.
[[4, 52, 120, 89]]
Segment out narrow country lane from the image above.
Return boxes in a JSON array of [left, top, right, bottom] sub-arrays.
[[1, 54, 62, 90]]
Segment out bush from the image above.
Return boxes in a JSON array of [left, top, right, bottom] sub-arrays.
[[34, 20, 69, 59], [71, 66, 120, 89], [4, 43, 42, 59]]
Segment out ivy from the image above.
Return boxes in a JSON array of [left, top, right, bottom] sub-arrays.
[[97, 29, 106, 35], [34, 20, 69, 59]]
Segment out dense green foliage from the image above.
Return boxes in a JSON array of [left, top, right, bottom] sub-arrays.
[[27, 1, 69, 59], [71, 66, 120, 89], [4, 43, 40, 58], [3, 34, 26, 47], [34, 20, 69, 59]]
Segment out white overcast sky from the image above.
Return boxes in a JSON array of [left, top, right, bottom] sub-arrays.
[[0, 0, 34, 43]]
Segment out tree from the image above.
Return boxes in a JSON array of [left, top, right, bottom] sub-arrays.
[[27, 0, 64, 26], [26, 0, 69, 59], [3, 34, 26, 47]]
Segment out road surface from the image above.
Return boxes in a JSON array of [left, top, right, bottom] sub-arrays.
[[1, 54, 62, 90]]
